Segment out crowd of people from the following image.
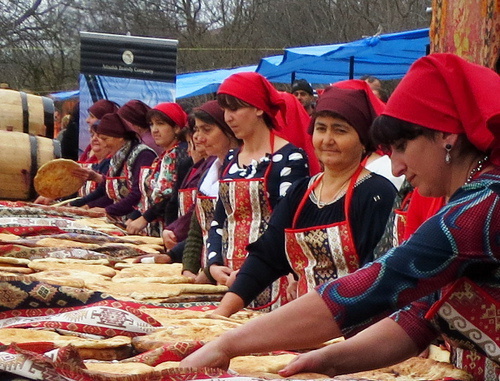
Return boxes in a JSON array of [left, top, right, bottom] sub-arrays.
[[37, 53, 499, 380]]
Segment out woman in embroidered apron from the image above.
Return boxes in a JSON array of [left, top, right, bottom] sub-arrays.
[[77, 126, 111, 198], [70, 113, 156, 220], [209, 81, 397, 317], [205, 72, 309, 311], [126, 103, 190, 237], [181, 54, 500, 381], [159, 116, 210, 256]]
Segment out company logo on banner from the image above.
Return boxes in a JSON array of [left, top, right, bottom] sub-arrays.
[[78, 32, 178, 154]]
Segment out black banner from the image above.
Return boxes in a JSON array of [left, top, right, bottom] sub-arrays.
[[80, 32, 178, 82]]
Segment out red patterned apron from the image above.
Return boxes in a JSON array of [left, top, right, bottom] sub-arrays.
[[77, 162, 98, 197], [284, 166, 363, 297], [195, 194, 217, 269], [178, 188, 198, 217], [392, 190, 413, 246], [137, 164, 162, 237], [218, 135, 288, 310], [426, 277, 500, 380]]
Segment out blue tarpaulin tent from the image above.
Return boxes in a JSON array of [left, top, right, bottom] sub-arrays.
[[256, 28, 430, 84], [50, 28, 429, 100]]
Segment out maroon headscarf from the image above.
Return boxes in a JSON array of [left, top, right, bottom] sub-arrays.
[[309, 81, 380, 150], [195, 100, 236, 139], [95, 113, 136, 139], [118, 100, 151, 129], [88, 99, 119, 119], [383, 53, 500, 164]]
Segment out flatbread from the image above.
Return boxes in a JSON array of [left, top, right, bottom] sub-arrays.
[[28, 261, 116, 277], [28, 269, 109, 288], [34, 158, 86, 199], [85, 361, 154, 374], [123, 235, 165, 245], [131, 318, 240, 351], [31, 257, 110, 266], [0, 328, 130, 348], [34, 238, 100, 249], [0, 266, 33, 274], [335, 356, 472, 381], [0, 233, 20, 241], [230, 353, 297, 375], [113, 263, 185, 283], [0, 257, 30, 265]]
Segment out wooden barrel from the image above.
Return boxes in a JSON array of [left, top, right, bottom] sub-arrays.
[[0, 89, 55, 138], [0, 130, 61, 200]]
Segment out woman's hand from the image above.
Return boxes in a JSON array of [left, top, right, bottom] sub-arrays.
[[162, 229, 178, 249], [209, 265, 233, 285], [225, 269, 240, 287], [194, 271, 212, 284], [126, 216, 148, 235], [33, 196, 54, 205], [88, 207, 106, 213], [72, 167, 95, 181], [180, 340, 231, 370], [182, 270, 198, 281], [279, 348, 337, 378]]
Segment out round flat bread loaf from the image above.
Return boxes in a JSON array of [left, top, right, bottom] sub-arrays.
[[34, 158, 85, 199]]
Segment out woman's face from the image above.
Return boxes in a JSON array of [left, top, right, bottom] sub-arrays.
[[194, 118, 232, 159], [390, 134, 449, 197], [223, 106, 264, 140], [150, 115, 180, 149], [90, 132, 111, 160], [96, 134, 125, 155], [86, 112, 99, 128], [312, 115, 364, 170]]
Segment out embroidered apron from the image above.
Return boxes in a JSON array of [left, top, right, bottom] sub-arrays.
[[178, 188, 198, 217], [195, 194, 217, 269], [392, 190, 413, 246], [425, 277, 500, 380], [218, 135, 288, 310], [137, 162, 162, 237], [78, 162, 98, 197], [284, 166, 363, 297]]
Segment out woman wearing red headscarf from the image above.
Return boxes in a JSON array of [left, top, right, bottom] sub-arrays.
[[205, 72, 309, 310], [207, 80, 397, 318], [181, 54, 500, 380], [126, 102, 191, 237]]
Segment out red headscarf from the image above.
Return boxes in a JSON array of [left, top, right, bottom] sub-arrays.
[[152, 102, 188, 128], [384, 53, 500, 165], [218, 72, 320, 174]]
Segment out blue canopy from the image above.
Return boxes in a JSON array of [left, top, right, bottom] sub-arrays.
[[49, 28, 429, 100], [256, 28, 430, 84], [175, 65, 257, 99]]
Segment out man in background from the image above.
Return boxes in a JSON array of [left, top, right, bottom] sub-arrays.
[[291, 78, 315, 115]]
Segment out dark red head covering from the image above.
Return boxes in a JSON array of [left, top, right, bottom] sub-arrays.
[[118, 100, 151, 129], [195, 100, 235, 139], [151, 102, 188, 128], [88, 99, 119, 120], [217, 72, 285, 127], [383, 53, 500, 164], [95, 113, 135, 139], [310, 80, 381, 150]]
